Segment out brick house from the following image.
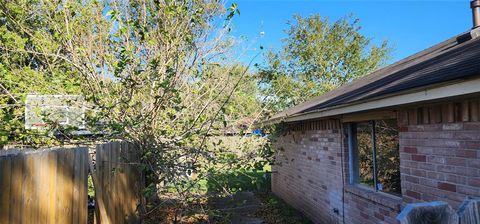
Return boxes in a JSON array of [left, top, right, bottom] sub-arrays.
[[265, 4, 480, 224]]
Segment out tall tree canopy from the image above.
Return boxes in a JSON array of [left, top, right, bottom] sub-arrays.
[[0, 0, 86, 145], [0, 0, 271, 204], [258, 14, 392, 115]]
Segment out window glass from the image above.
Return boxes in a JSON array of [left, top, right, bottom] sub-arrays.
[[375, 119, 401, 196], [356, 122, 374, 188], [350, 119, 401, 197]]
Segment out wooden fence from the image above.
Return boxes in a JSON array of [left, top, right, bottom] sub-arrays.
[[0, 147, 89, 224], [93, 142, 144, 224], [0, 142, 144, 224]]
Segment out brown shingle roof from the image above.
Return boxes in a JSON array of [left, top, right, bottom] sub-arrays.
[[268, 29, 480, 122]]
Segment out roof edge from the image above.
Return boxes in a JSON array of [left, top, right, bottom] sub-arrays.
[[261, 77, 480, 125]]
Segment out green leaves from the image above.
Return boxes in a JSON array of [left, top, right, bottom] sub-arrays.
[[1, 1, 271, 217], [258, 14, 391, 114], [226, 3, 240, 21]]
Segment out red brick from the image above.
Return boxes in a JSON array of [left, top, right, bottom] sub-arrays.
[[418, 162, 435, 171], [468, 178, 480, 187], [406, 190, 422, 200], [455, 167, 479, 176], [404, 175, 419, 184], [374, 212, 384, 221], [424, 124, 442, 131], [379, 208, 390, 216], [454, 132, 480, 140], [427, 171, 445, 180], [401, 167, 411, 175], [438, 182, 457, 192], [468, 159, 480, 169], [419, 178, 437, 187], [417, 147, 434, 154], [411, 169, 427, 177], [446, 158, 466, 166], [403, 147, 417, 153], [437, 165, 456, 174], [445, 175, 466, 185], [412, 155, 427, 162], [360, 212, 369, 220], [355, 202, 366, 211], [464, 122, 480, 130], [458, 185, 480, 195], [461, 141, 480, 149], [456, 149, 477, 158]]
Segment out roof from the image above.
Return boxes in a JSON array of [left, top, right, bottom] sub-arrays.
[[267, 29, 480, 124]]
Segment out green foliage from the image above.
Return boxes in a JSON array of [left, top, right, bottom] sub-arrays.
[[205, 166, 271, 194], [88, 175, 95, 197], [0, 0, 86, 146], [170, 135, 272, 196], [356, 119, 401, 195], [257, 14, 392, 114]]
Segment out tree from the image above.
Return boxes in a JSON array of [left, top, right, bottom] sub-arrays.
[[257, 14, 391, 115], [1, 0, 271, 218], [0, 0, 84, 146]]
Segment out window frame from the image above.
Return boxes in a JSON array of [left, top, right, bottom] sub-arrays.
[[347, 120, 400, 195]]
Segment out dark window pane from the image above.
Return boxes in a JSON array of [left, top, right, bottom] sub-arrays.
[[375, 119, 401, 196], [356, 122, 374, 188]]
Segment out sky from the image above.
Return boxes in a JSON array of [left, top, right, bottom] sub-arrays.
[[228, 0, 471, 65]]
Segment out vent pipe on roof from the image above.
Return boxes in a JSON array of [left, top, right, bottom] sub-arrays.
[[471, 0, 480, 28]]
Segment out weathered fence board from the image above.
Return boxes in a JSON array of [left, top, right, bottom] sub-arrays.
[[0, 148, 89, 224], [0, 143, 143, 224], [94, 142, 143, 224]]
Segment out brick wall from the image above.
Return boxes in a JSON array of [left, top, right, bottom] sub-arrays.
[[272, 119, 344, 223], [272, 119, 401, 224], [272, 97, 480, 223], [343, 186, 400, 224], [398, 99, 480, 209]]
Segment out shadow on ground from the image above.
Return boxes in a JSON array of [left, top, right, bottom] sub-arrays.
[[142, 169, 311, 224]]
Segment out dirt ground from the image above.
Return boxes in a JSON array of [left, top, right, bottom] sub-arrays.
[[89, 191, 311, 224], [142, 191, 311, 224]]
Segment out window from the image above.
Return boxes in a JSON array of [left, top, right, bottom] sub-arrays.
[[348, 119, 401, 196]]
